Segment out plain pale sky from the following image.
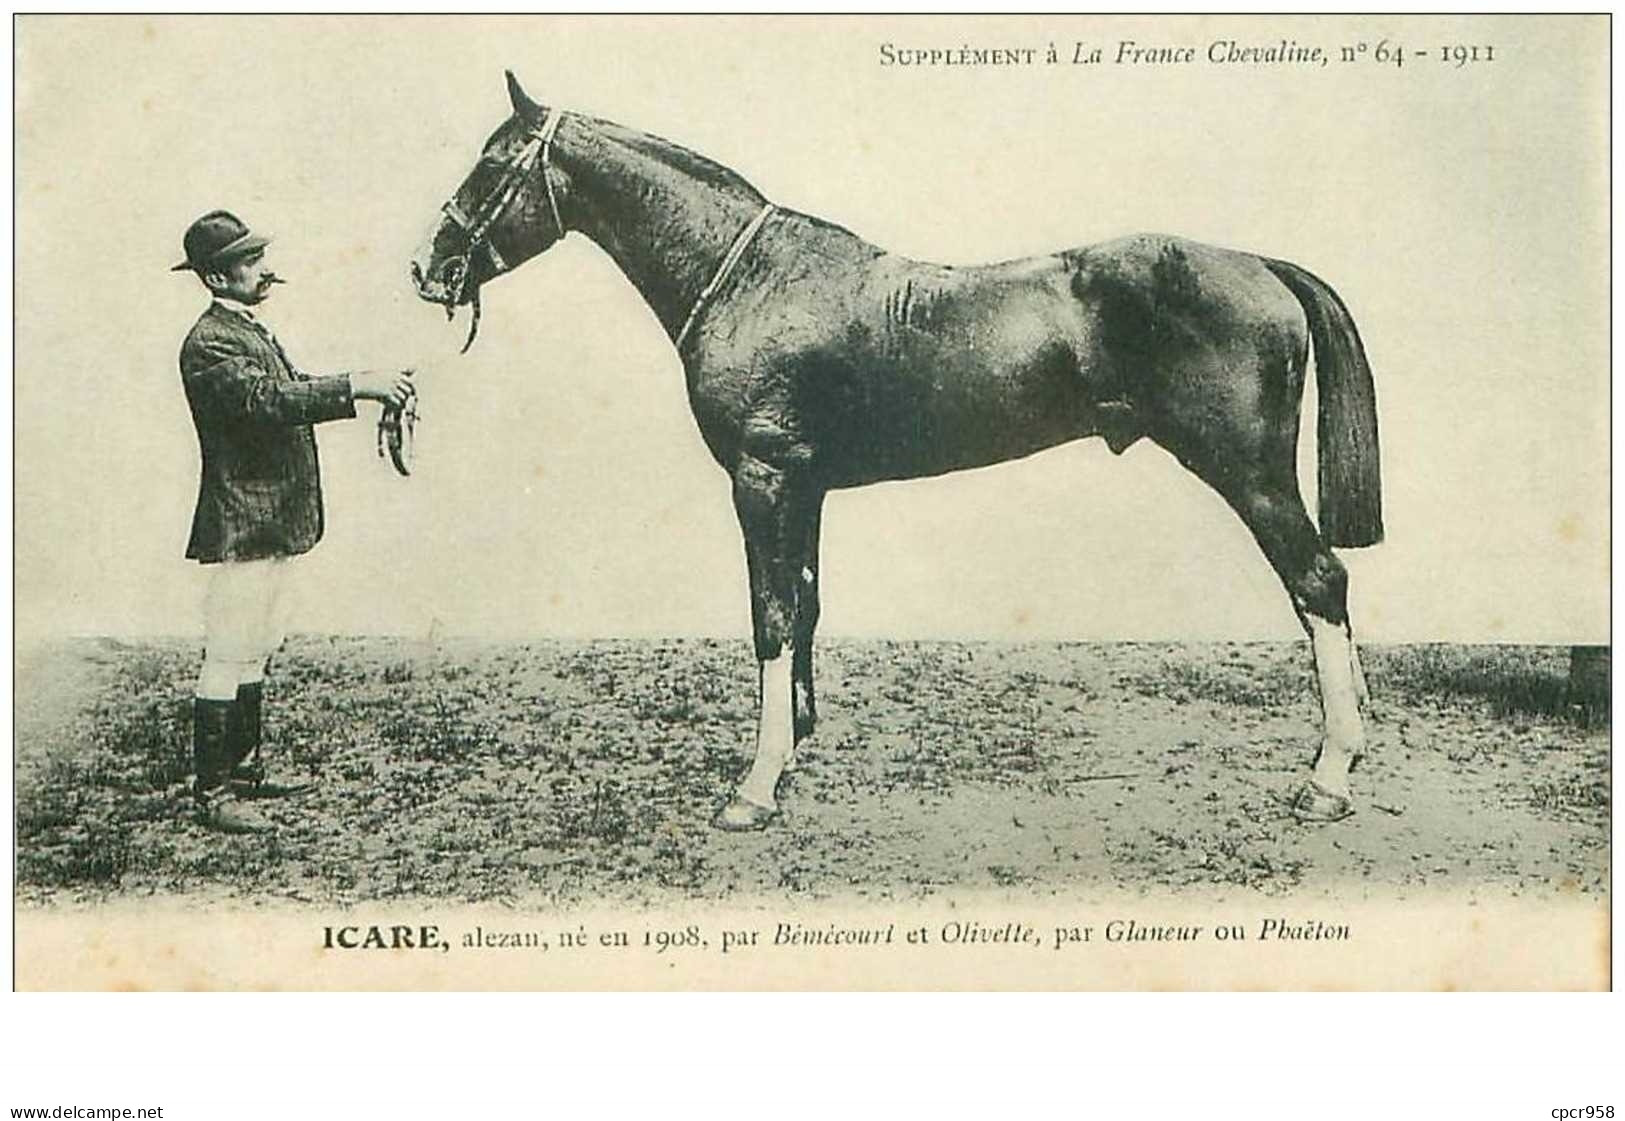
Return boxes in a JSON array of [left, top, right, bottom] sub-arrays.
[[14, 14, 1609, 645]]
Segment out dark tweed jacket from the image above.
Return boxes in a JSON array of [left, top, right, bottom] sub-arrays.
[[179, 301, 355, 563]]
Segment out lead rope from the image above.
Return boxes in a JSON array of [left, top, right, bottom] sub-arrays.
[[674, 202, 777, 353], [378, 389, 419, 476], [460, 287, 481, 354]]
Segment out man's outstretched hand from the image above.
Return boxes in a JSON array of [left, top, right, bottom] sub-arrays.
[[352, 369, 416, 408]]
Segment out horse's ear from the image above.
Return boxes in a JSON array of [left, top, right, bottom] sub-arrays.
[[505, 70, 543, 122]]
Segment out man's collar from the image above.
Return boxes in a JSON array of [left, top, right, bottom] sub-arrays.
[[212, 297, 257, 319], [211, 298, 277, 334]]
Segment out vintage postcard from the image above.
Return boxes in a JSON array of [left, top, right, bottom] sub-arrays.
[[12, 14, 1609, 990]]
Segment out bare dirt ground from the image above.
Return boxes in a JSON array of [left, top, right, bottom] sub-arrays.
[[14, 637, 1609, 908]]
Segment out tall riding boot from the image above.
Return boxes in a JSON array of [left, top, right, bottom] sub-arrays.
[[230, 682, 312, 800], [194, 698, 270, 834], [231, 682, 266, 784]]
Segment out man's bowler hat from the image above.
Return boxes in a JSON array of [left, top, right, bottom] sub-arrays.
[[171, 210, 271, 273]]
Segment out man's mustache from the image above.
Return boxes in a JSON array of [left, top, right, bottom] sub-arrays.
[[259, 273, 287, 287]]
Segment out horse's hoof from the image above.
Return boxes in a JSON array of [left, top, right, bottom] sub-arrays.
[[713, 797, 779, 832], [1292, 780, 1355, 823]]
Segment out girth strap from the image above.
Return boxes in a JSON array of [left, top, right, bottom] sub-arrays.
[[675, 202, 777, 352]]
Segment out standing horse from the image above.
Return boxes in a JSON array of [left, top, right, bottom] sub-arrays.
[[411, 73, 1383, 831]]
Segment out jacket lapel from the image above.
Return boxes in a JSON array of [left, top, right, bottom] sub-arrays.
[[209, 302, 297, 378]]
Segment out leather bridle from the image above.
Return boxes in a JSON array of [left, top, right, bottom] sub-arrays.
[[436, 109, 566, 352], [432, 106, 777, 359]]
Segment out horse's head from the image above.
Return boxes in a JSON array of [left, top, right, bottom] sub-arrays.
[[411, 72, 573, 348]]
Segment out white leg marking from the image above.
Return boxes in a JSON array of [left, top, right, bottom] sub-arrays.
[[1349, 637, 1371, 712], [1308, 615, 1365, 791], [737, 654, 794, 810]]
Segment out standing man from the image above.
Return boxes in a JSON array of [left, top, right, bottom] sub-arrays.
[[173, 210, 414, 833]]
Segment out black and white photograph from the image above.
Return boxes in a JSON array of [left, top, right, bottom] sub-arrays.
[[11, 14, 1609, 991]]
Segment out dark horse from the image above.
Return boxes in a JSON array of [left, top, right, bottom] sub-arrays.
[[412, 74, 1383, 831]]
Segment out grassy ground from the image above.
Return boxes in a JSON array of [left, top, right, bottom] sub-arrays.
[[14, 637, 1610, 907]]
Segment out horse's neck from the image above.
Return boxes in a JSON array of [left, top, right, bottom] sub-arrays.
[[559, 122, 767, 343]]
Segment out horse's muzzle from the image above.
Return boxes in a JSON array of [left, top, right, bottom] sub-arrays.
[[410, 257, 457, 305], [411, 255, 485, 351]]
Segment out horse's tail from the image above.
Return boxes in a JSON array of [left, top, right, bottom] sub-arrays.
[[1264, 257, 1384, 548]]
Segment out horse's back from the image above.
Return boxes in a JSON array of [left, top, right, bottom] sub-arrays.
[[849, 234, 1305, 361], [1063, 234, 1308, 359], [693, 226, 1310, 486]]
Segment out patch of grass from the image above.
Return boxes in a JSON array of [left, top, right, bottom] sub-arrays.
[[17, 636, 1610, 905], [1374, 645, 1607, 728], [16, 647, 194, 892], [1117, 653, 1310, 710], [1530, 779, 1610, 816]]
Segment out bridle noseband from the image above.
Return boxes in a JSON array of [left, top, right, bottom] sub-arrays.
[[437, 108, 565, 352]]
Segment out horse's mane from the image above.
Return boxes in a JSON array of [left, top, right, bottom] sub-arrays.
[[588, 116, 763, 199], [572, 112, 864, 244]]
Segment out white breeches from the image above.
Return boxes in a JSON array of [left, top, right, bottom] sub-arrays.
[[196, 557, 299, 700]]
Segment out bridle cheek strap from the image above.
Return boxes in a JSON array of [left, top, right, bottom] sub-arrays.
[[536, 109, 565, 236], [440, 109, 567, 306]]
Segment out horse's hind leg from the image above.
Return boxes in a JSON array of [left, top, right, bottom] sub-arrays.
[[1350, 639, 1372, 714], [1154, 398, 1366, 820], [1223, 475, 1366, 815]]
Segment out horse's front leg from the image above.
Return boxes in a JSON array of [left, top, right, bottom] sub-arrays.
[[791, 497, 825, 743], [715, 455, 817, 831]]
